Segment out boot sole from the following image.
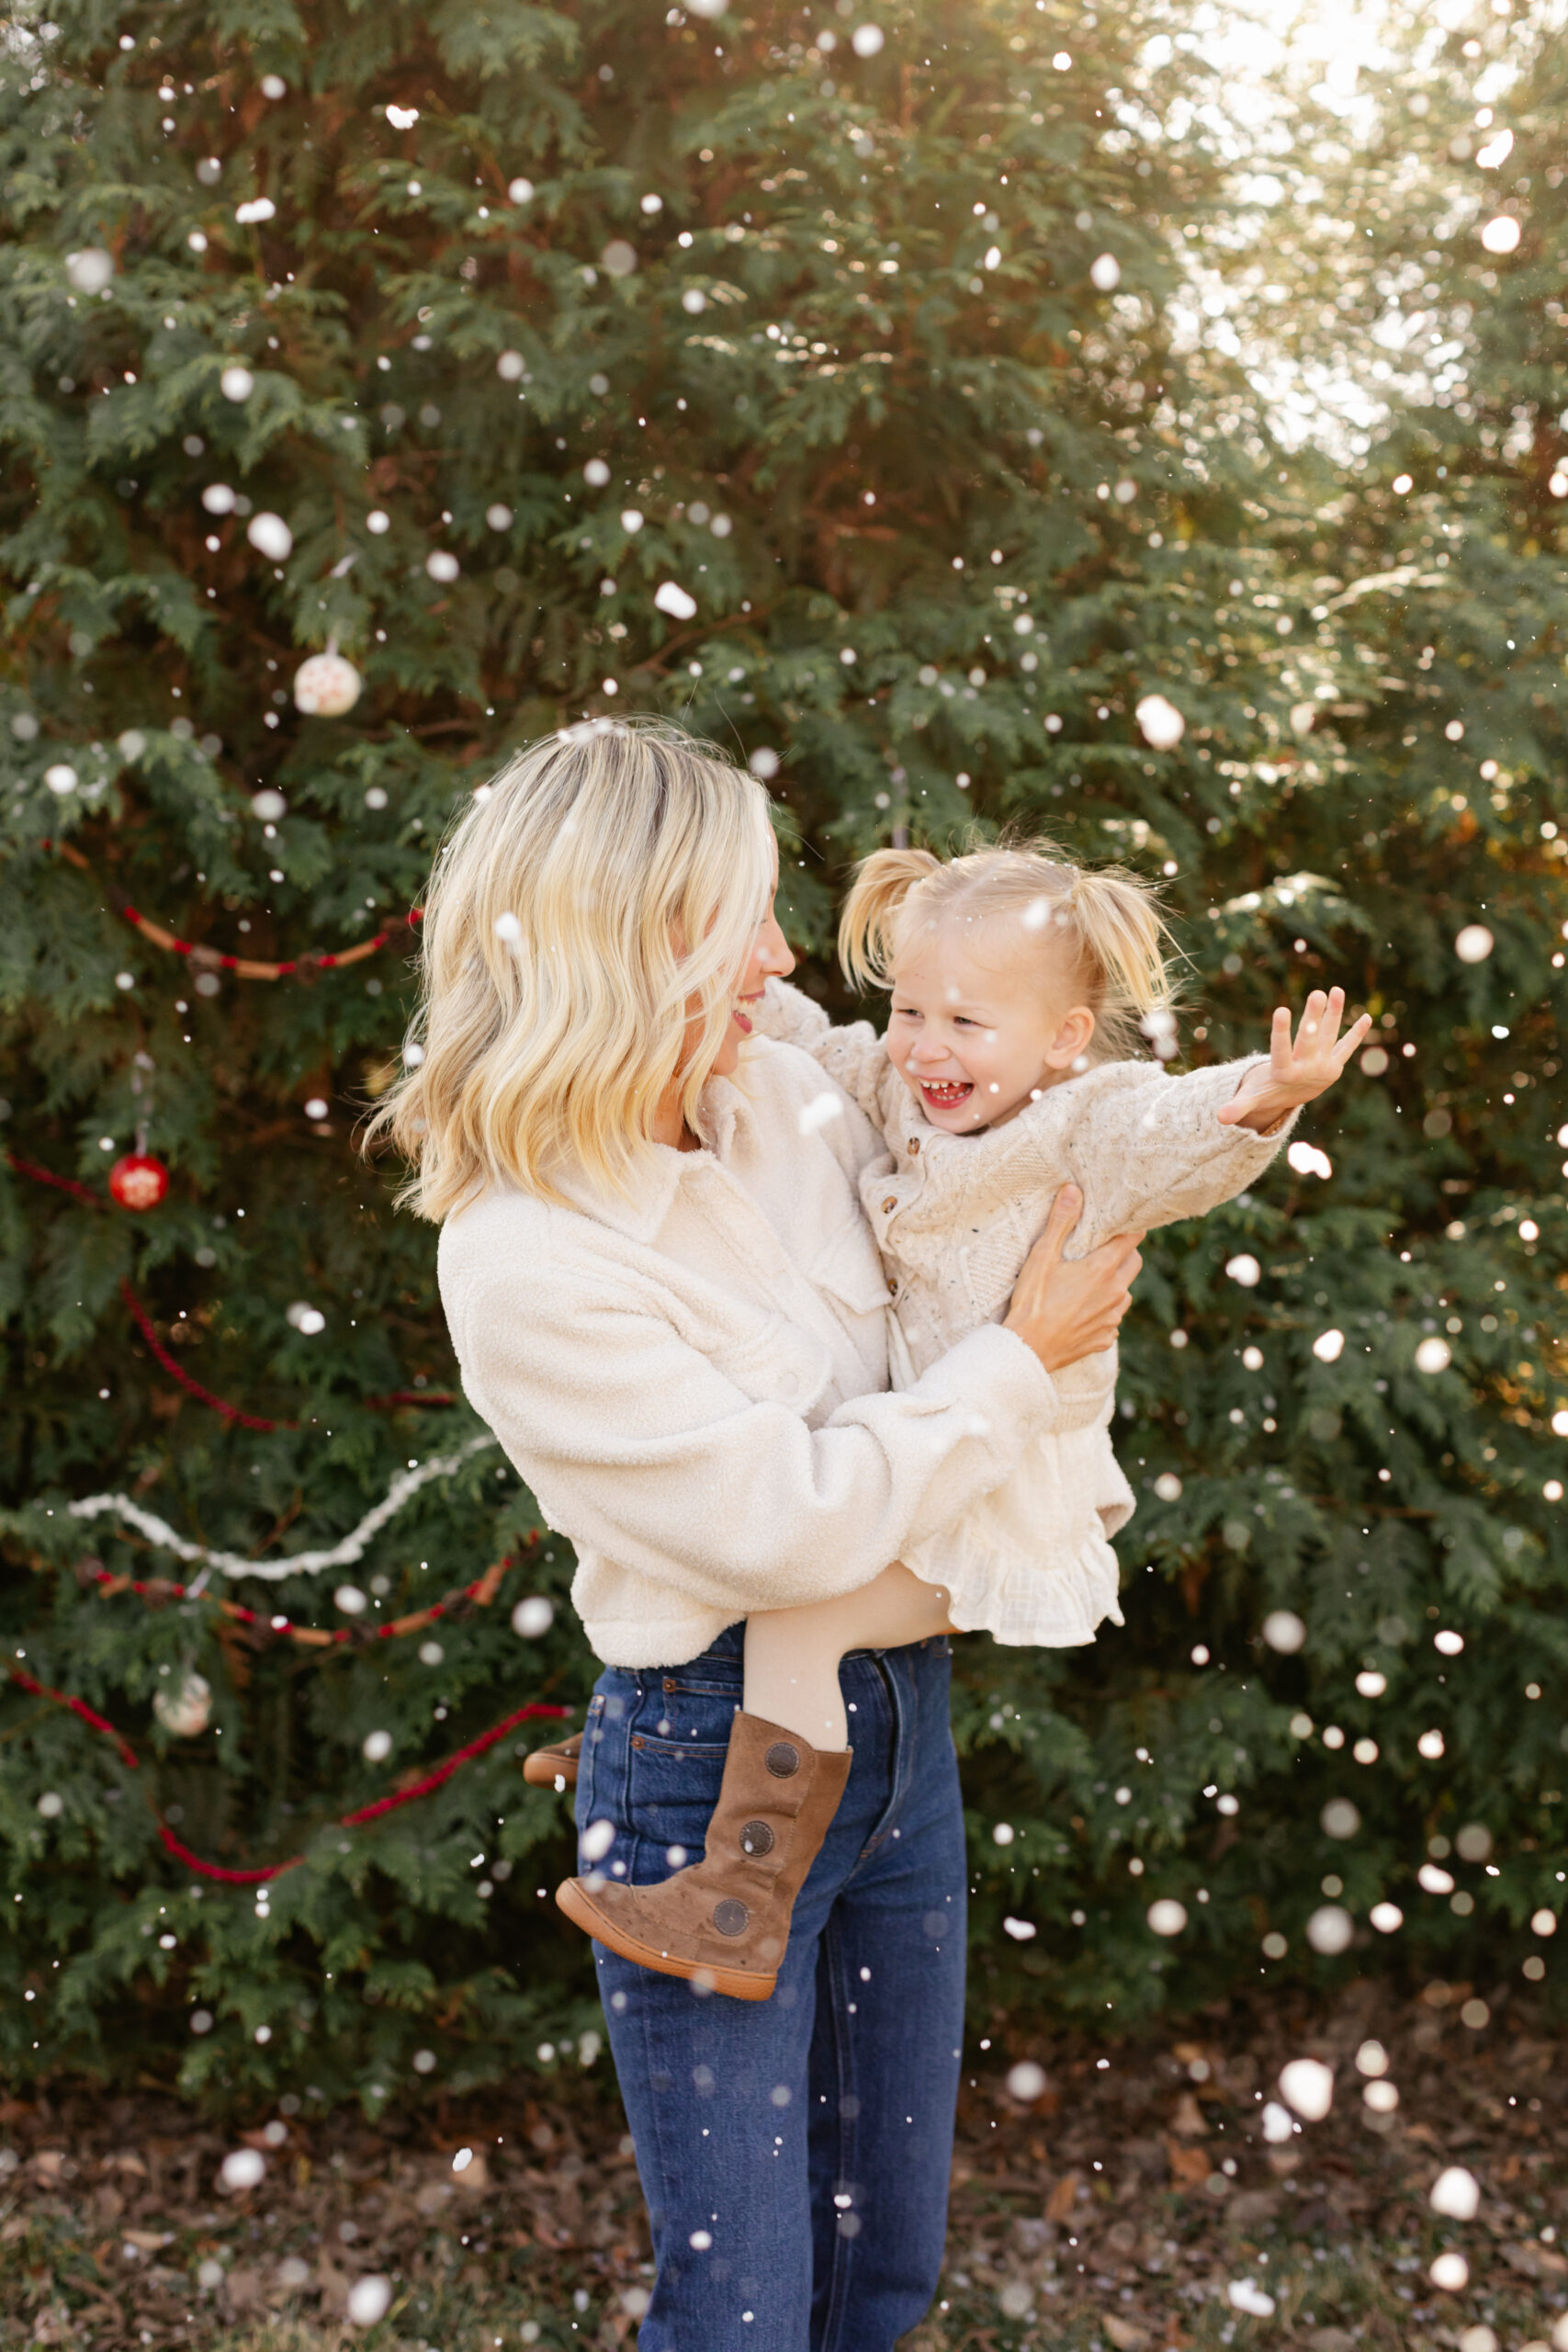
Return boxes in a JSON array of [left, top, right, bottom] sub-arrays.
[[555, 1879, 777, 2002], [522, 1757, 579, 1787]]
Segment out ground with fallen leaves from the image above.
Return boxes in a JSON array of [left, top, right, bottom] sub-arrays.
[[2, 1976, 1564, 2351]]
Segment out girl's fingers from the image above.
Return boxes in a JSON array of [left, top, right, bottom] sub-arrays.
[[1332, 1014, 1374, 1067], [1270, 1003, 1294, 1072], [1319, 986, 1346, 1047]]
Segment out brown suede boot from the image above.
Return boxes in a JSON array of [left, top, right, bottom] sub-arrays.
[[523, 1731, 581, 1789], [555, 1712, 852, 2001]]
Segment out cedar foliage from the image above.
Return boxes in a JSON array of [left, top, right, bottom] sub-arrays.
[[2, 0, 1564, 2109]]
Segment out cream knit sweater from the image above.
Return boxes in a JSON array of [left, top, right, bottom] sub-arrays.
[[750, 981, 1295, 1646], [437, 1032, 1074, 1668]]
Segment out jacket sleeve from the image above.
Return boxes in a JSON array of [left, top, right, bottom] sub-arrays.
[[1054, 1058, 1300, 1257], [749, 978, 895, 1132], [446, 1251, 1066, 1618]]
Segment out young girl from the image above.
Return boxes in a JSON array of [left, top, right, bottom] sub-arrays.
[[542, 840, 1368, 1998]]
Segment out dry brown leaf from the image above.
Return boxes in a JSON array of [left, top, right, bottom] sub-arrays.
[[1104, 2316, 1150, 2349], [222, 2263, 268, 2311], [1045, 2170, 1080, 2222], [1164, 2138, 1212, 2190]]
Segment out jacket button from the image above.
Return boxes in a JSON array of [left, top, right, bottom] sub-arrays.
[[887, 1278, 898, 1296], [765, 1741, 801, 1777], [881, 1195, 897, 1214], [713, 1898, 750, 1937], [908, 1138, 919, 1155], [740, 1819, 775, 1856]]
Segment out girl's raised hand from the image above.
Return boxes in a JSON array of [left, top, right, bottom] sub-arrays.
[[1217, 988, 1372, 1132]]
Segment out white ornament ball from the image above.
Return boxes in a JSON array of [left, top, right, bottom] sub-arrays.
[[154, 1671, 213, 1737], [293, 650, 361, 717]]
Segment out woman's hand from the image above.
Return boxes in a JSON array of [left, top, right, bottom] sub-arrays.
[[1002, 1184, 1143, 1374]]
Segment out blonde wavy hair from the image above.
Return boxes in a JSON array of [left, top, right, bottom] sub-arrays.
[[839, 837, 1178, 1063], [365, 718, 775, 1218]]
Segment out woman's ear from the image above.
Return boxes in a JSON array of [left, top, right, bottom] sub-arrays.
[[1043, 1004, 1097, 1069]]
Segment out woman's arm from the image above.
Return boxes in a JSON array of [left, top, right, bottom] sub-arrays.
[[451, 1258, 1062, 1619], [445, 1192, 1135, 1623], [747, 978, 893, 1130]]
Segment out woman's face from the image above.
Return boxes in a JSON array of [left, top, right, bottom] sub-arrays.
[[688, 841, 794, 1080]]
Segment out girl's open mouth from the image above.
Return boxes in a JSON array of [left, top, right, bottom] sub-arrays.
[[919, 1080, 973, 1110]]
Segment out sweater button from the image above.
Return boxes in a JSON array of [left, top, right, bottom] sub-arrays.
[[881, 1195, 897, 1214], [908, 1138, 919, 1155], [887, 1278, 898, 1296]]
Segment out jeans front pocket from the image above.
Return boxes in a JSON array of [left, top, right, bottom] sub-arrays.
[[624, 1702, 736, 1883]]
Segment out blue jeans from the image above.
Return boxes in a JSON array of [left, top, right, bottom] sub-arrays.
[[575, 1623, 966, 2352]]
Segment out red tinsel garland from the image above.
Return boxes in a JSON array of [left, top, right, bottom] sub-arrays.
[[117, 898, 423, 981], [88, 1543, 532, 1651], [8, 1665, 571, 1884], [119, 1277, 286, 1430], [10, 1667, 141, 1771], [6, 1155, 457, 1423], [42, 839, 424, 981]]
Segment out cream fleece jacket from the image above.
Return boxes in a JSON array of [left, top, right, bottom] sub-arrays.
[[437, 1033, 1071, 1667], [750, 981, 1295, 1646]]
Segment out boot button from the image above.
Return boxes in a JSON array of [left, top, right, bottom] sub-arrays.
[[740, 1819, 775, 1856], [713, 1898, 750, 1937], [765, 1741, 801, 1777]]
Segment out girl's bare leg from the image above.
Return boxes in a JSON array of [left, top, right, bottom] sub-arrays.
[[742, 1564, 954, 1747]]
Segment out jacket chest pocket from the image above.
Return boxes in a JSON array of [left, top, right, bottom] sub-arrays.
[[808, 1222, 897, 1319]]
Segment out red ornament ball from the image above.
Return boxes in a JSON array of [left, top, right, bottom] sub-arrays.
[[108, 1152, 169, 1211]]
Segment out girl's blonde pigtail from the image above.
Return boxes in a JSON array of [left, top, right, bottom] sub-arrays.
[[838, 847, 943, 990], [1067, 867, 1178, 1019]]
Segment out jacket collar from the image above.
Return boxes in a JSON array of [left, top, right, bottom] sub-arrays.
[[545, 1069, 754, 1245]]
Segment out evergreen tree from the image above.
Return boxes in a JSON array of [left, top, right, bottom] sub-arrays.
[[3, 0, 1562, 2113], [961, 0, 1568, 2028]]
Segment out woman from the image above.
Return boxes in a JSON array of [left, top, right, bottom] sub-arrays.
[[370, 718, 1142, 2351]]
